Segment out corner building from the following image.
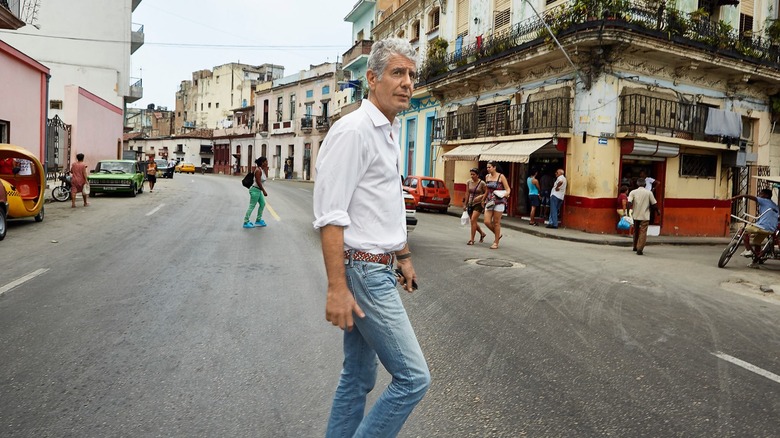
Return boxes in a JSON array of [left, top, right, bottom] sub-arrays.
[[379, 0, 780, 237]]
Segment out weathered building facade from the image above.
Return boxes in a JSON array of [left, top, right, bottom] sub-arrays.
[[380, 0, 780, 237]]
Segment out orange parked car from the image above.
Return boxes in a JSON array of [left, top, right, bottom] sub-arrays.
[[403, 176, 451, 213]]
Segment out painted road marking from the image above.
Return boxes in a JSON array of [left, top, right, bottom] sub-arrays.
[[146, 203, 166, 216], [713, 351, 780, 384], [265, 203, 281, 221], [0, 268, 50, 296]]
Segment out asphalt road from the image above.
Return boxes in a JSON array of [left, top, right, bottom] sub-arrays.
[[1, 174, 778, 437]]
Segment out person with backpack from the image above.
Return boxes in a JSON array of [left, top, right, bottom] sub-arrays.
[[242, 157, 269, 229]]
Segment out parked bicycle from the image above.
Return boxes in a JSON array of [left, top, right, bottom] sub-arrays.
[[718, 210, 780, 268], [51, 173, 72, 202]]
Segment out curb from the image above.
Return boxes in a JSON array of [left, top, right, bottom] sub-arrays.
[[445, 209, 729, 247]]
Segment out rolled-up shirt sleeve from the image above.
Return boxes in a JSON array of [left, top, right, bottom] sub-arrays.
[[313, 126, 367, 230]]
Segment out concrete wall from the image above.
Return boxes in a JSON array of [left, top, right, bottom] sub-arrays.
[[0, 40, 49, 159], [64, 86, 124, 167]]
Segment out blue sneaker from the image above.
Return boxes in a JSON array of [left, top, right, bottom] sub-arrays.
[[254, 219, 267, 227], [243, 221, 255, 229]]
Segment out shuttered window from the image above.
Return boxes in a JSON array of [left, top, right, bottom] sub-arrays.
[[457, 0, 470, 36], [741, 0, 754, 17], [494, 0, 511, 32]]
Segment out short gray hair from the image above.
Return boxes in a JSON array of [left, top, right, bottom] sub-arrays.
[[367, 38, 418, 80]]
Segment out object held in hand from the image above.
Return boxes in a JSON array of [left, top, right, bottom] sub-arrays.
[[493, 190, 507, 198], [394, 268, 418, 290]]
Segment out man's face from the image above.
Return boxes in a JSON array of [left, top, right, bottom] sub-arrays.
[[367, 54, 416, 120]]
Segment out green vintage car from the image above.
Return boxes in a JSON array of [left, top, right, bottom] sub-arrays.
[[87, 160, 145, 196]]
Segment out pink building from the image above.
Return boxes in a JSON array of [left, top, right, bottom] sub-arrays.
[[0, 40, 49, 160], [63, 86, 124, 169]]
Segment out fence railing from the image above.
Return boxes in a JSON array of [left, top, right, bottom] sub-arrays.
[[419, 0, 780, 83], [433, 97, 572, 141]]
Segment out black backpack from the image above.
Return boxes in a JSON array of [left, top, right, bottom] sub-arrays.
[[241, 170, 254, 188]]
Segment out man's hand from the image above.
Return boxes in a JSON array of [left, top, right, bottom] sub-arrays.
[[325, 285, 364, 331], [396, 260, 418, 293]]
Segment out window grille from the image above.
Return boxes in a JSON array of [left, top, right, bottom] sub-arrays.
[[680, 154, 717, 178]]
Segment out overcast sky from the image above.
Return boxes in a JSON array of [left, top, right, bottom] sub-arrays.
[[130, 0, 356, 110]]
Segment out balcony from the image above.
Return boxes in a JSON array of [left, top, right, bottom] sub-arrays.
[[131, 23, 144, 54], [618, 94, 729, 142], [432, 97, 572, 142], [301, 116, 313, 133], [418, 0, 780, 88], [316, 115, 331, 131], [125, 78, 143, 104], [343, 39, 373, 70], [0, 0, 24, 30], [271, 119, 295, 135]]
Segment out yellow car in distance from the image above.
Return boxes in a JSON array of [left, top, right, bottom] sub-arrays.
[[175, 162, 196, 174]]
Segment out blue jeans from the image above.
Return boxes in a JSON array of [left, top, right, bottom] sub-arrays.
[[326, 260, 431, 438], [549, 195, 562, 227]]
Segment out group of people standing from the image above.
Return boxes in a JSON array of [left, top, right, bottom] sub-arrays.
[[464, 166, 567, 248], [463, 162, 510, 249]]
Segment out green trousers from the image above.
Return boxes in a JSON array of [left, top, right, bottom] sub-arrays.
[[244, 186, 265, 223]]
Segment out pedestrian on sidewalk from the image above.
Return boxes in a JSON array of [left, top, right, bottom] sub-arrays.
[[70, 153, 90, 208], [464, 167, 487, 245], [547, 168, 566, 228], [243, 157, 269, 229], [313, 37, 430, 438], [527, 168, 541, 226], [628, 177, 660, 255], [145, 156, 157, 193], [484, 161, 510, 249]]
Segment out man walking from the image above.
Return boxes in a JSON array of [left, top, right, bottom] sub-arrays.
[[628, 177, 660, 255], [546, 168, 566, 228], [313, 38, 430, 438]]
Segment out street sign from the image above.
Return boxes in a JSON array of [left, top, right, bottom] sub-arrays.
[[598, 137, 608, 145]]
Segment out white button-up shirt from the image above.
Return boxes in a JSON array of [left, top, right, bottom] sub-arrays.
[[313, 99, 407, 254]]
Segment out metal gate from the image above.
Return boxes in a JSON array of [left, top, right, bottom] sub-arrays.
[[730, 164, 770, 219], [46, 115, 71, 180]]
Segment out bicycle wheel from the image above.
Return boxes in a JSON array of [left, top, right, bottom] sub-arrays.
[[51, 186, 70, 202], [718, 235, 741, 268]]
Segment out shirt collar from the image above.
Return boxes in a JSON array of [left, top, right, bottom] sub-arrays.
[[361, 99, 401, 132]]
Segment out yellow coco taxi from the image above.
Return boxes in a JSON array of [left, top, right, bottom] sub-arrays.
[[175, 162, 196, 174], [0, 144, 46, 224]]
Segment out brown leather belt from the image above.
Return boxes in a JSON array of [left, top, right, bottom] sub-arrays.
[[344, 250, 394, 265]]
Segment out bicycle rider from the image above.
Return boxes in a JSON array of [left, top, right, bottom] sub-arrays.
[[731, 188, 779, 268]]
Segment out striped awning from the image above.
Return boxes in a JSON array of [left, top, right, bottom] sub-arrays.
[[478, 139, 551, 163], [441, 143, 497, 161]]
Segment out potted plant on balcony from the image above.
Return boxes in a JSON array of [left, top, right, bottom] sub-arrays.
[[689, 7, 708, 23], [665, 7, 688, 38], [425, 37, 449, 77], [765, 19, 780, 46]]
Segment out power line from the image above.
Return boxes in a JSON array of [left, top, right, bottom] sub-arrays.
[[0, 30, 346, 50]]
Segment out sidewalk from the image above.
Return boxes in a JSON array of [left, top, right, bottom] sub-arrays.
[[446, 207, 731, 247]]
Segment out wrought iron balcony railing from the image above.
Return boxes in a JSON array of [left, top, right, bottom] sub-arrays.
[[316, 115, 331, 131], [618, 94, 719, 141], [418, 0, 780, 84], [432, 97, 572, 142], [301, 116, 313, 130]]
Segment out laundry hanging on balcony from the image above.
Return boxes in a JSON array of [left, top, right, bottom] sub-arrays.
[[704, 108, 742, 138]]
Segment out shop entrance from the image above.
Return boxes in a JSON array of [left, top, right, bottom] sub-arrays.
[[619, 158, 665, 226]]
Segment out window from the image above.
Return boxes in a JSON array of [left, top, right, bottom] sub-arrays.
[[306, 89, 314, 99], [50, 100, 63, 110], [429, 7, 440, 30], [322, 85, 330, 95], [357, 30, 364, 40], [208, 102, 212, 108], [457, 0, 470, 36], [739, 13, 754, 38], [201, 103, 203, 111], [494, 0, 511, 32], [216, 103, 220, 109], [411, 20, 420, 41], [277, 96, 284, 122], [305, 103, 313, 116], [0, 119, 8, 143], [290, 94, 296, 119], [680, 154, 717, 178]]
